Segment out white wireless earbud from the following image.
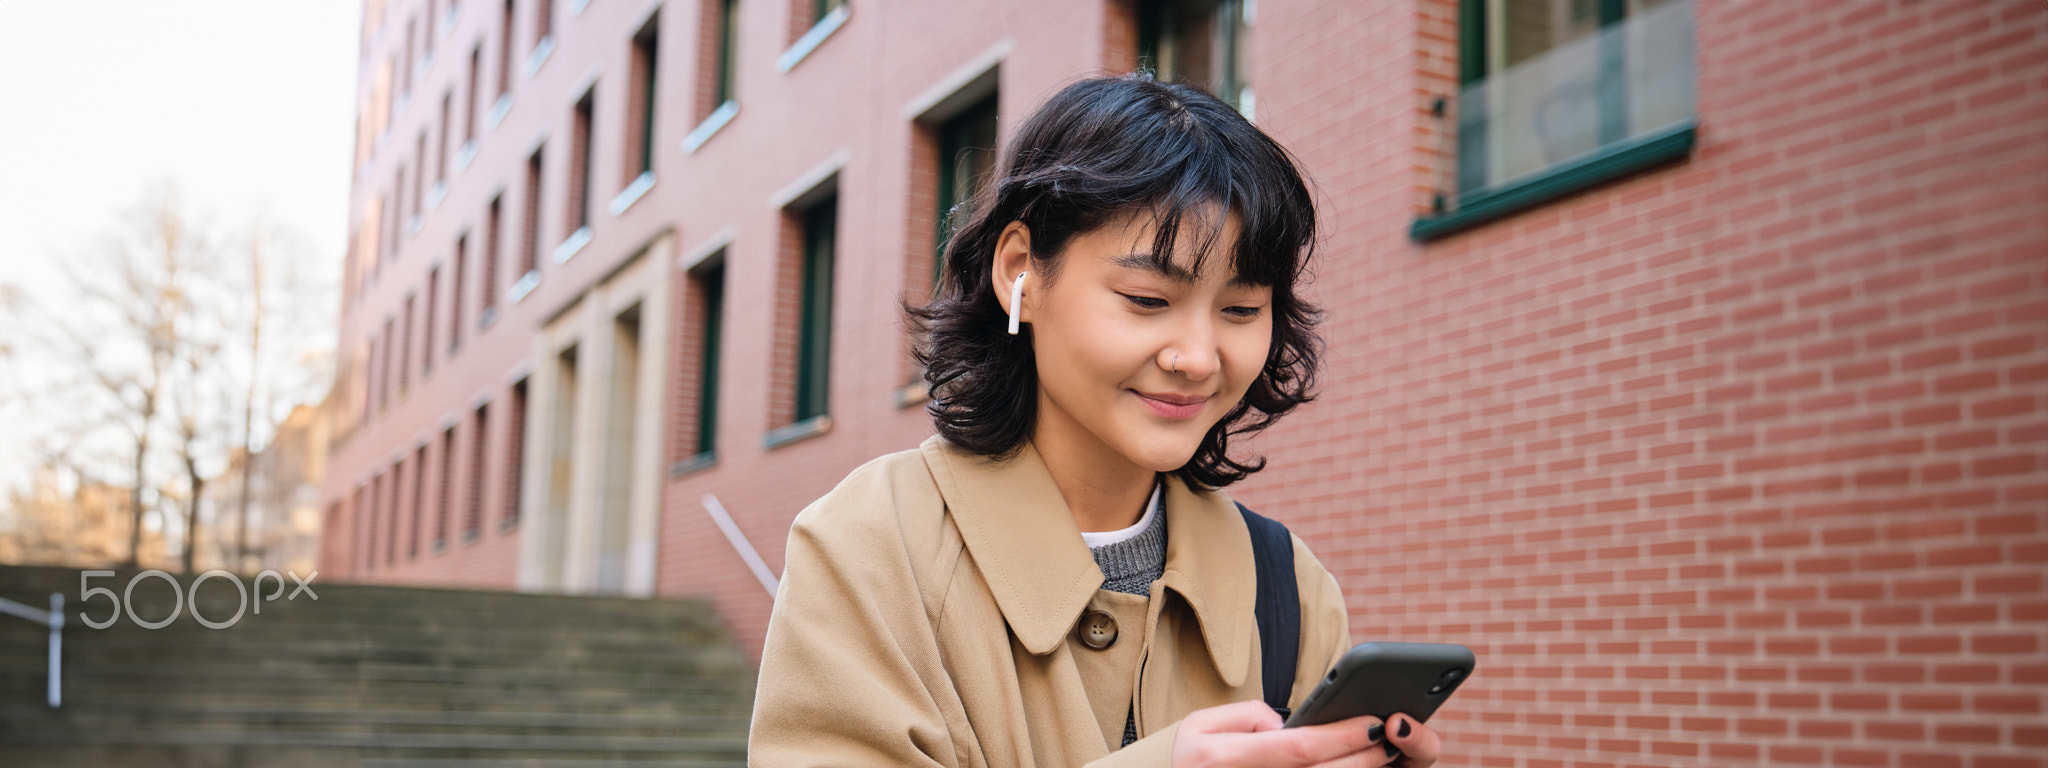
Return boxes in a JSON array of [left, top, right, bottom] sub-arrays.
[[1007, 271, 1027, 335]]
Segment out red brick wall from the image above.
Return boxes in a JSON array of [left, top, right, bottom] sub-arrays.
[[1239, 2, 2047, 766]]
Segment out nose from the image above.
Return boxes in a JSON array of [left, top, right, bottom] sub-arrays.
[[1160, 317, 1220, 381]]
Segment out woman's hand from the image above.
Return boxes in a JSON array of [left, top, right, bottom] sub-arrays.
[[1169, 700, 1441, 768]]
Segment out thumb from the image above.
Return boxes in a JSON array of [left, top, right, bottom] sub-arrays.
[[1186, 700, 1286, 735]]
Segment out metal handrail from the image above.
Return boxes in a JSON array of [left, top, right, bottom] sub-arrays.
[[0, 593, 64, 707], [700, 493, 780, 598]]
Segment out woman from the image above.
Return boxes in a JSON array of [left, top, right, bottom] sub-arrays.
[[747, 74, 1444, 768]]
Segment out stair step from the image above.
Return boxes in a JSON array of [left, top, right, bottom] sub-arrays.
[[0, 565, 762, 767]]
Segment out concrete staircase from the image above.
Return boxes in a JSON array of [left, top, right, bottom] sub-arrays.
[[0, 565, 755, 768]]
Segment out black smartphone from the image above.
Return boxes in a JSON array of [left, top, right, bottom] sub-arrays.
[[1283, 641, 1476, 735]]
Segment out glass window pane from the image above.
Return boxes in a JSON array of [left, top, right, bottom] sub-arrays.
[[1458, 0, 1694, 192]]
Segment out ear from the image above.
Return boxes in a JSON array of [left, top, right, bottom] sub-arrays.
[[991, 221, 1033, 321]]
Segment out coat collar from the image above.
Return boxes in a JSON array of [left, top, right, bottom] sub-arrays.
[[918, 434, 1256, 687]]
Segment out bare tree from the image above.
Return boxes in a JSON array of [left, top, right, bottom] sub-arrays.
[[3, 184, 337, 572], [42, 184, 210, 568]]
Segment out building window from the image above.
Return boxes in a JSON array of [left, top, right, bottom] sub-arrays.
[[683, 255, 725, 466], [402, 17, 416, 100], [450, 233, 468, 353], [535, 0, 555, 49], [399, 292, 415, 397], [776, 0, 844, 72], [353, 483, 370, 573], [933, 91, 998, 287], [386, 457, 403, 565], [718, 0, 739, 105], [365, 473, 383, 571], [434, 424, 455, 552], [1414, 0, 1697, 240], [503, 378, 528, 528], [795, 194, 836, 424], [380, 316, 396, 413], [1138, 0, 1252, 117], [412, 132, 427, 219], [497, 0, 516, 101], [626, 12, 660, 181], [359, 339, 374, 424], [408, 442, 427, 559], [519, 144, 545, 281], [568, 86, 594, 235], [482, 196, 503, 321], [464, 401, 489, 542], [698, 0, 738, 119], [466, 44, 482, 143], [813, 0, 843, 26], [424, 266, 440, 376], [436, 92, 452, 187]]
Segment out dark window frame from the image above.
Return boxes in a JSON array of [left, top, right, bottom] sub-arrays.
[[1410, 0, 1698, 241]]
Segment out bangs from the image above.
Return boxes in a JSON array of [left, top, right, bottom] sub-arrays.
[[994, 75, 1316, 291]]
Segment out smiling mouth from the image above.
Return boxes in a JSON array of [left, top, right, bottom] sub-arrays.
[[1130, 390, 1208, 418]]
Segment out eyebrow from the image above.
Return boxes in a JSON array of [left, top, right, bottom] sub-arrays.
[[1113, 252, 1262, 289]]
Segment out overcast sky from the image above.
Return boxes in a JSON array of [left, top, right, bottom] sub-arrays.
[[0, 0, 361, 493]]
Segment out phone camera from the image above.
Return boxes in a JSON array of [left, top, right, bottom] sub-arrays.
[[1440, 668, 1465, 682]]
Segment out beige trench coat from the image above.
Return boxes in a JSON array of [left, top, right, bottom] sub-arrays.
[[747, 434, 1352, 767]]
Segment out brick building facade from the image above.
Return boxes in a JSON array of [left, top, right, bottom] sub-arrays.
[[325, 0, 2047, 765]]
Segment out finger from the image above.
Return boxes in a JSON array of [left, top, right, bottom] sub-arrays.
[[1384, 713, 1442, 767], [1185, 699, 1286, 735], [1236, 714, 1383, 767]]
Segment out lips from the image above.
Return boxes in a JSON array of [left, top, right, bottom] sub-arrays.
[[1131, 390, 1210, 419], [1133, 390, 1210, 406]]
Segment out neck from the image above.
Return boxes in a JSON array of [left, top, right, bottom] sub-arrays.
[[1032, 390, 1156, 533]]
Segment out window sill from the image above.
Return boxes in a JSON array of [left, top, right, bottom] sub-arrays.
[[524, 36, 555, 78], [426, 180, 447, 209], [776, 3, 849, 73], [431, 538, 445, 555], [893, 382, 929, 409], [478, 306, 500, 331], [569, 0, 590, 15], [508, 269, 541, 303], [485, 93, 514, 130], [453, 140, 477, 172], [1410, 118, 1697, 243], [553, 226, 592, 263], [498, 516, 518, 533], [763, 414, 832, 449], [461, 528, 479, 545], [669, 450, 717, 478], [407, 214, 422, 235], [610, 171, 655, 216], [682, 100, 738, 154]]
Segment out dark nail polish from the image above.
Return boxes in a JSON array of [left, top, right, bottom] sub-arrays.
[[1385, 742, 1403, 759], [1398, 717, 1412, 738], [1367, 723, 1384, 743]]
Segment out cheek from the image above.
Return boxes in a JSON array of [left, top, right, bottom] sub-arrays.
[[1226, 324, 1274, 393]]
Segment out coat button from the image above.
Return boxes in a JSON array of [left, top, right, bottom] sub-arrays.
[[1077, 609, 1118, 650]]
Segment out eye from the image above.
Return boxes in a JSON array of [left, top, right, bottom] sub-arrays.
[[1120, 293, 1167, 310], [1227, 306, 1266, 320]]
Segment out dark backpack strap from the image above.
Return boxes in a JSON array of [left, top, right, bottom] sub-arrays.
[[1237, 500, 1299, 720]]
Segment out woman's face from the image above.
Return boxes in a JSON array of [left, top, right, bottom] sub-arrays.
[[994, 207, 1274, 474]]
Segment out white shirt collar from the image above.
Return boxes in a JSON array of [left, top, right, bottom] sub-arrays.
[[1080, 476, 1163, 549]]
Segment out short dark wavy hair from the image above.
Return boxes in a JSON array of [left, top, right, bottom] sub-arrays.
[[900, 73, 1325, 492]]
